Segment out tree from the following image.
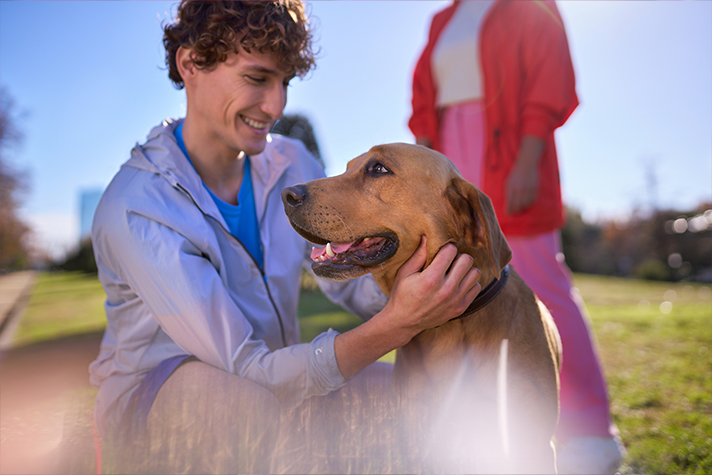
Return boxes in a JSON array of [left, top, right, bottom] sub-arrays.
[[0, 87, 32, 271], [560, 207, 616, 275], [560, 204, 712, 282], [271, 114, 325, 168], [53, 236, 97, 274]]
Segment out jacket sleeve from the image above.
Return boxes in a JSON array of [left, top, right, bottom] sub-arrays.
[[409, 36, 439, 148], [408, 6, 457, 152], [518, 1, 579, 139], [94, 206, 347, 408]]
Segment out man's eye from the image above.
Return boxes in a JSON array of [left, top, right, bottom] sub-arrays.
[[246, 75, 265, 84]]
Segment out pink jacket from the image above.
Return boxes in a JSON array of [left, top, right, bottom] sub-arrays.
[[409, 0, 578, 236]]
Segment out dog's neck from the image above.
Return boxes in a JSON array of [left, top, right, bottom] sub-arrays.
[[372, 271, 399, 297], [448, 265, 509, 322], [371, 243, 502, 298]]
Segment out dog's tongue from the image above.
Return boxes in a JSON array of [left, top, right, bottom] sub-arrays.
[[330, 242, 354, 253], [310, 241, 356, 260]]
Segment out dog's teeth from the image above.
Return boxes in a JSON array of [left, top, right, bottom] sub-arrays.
[[363, 237, 371, 242], [325, 242, 335, 257]]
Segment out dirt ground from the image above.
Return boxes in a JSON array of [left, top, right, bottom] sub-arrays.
[[0, 329, 103, 474]]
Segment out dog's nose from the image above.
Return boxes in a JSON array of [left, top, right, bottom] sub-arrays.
[[282, 185, 308, 208]]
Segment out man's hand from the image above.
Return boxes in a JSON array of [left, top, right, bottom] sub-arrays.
[[384, 236, 482, 337], [506, 135, 545, 215], [333, 236, 481, 379]]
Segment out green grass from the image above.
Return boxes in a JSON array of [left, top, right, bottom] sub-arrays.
[[11, 271, 712, 474], [573, 274, 712, 474], [11, 271, 107, 347]]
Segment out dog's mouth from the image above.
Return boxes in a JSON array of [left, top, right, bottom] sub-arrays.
[[290, 222, 398, 279], [310, 236, 396, 264]]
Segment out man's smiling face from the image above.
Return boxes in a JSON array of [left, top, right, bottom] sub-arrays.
[[188, 46, 294, 157]]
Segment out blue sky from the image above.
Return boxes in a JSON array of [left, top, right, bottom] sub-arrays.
[[1, 1, 710, 259]]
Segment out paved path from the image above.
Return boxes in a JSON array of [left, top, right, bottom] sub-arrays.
[[0, 272, 103, 474], [0, 271, 36, 348]]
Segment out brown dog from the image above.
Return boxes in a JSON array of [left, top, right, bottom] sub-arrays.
[[282, 143, 562, 474]]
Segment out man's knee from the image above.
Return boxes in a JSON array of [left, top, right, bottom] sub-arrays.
[[145, 360, 281, 473], [150, 360, 280, 416]]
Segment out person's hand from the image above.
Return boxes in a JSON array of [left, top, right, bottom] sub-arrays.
[[505, 158, 539, 215], [384, 236, 481, 338], [333, 236, 480, 379], [416, 136, 433, 149], [505, 135, 545, 215]]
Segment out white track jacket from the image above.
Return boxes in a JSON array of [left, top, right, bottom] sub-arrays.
[[89, 119, 387, 434]]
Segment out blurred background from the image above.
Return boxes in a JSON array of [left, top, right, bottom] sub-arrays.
[[1, 0, 710, 282]]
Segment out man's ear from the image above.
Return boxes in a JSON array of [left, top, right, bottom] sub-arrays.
[[176, 46, 197, 86], [445, 176, 512, 277]]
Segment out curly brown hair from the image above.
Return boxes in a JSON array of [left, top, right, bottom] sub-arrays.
[[163, 0, 316, 89]]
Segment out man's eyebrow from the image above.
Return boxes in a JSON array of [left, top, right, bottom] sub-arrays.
[[244, 65, 279, 74], [241, 61, 295, 81]]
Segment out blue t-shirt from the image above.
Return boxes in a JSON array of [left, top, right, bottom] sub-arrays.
[[174, 122, 264, 270]]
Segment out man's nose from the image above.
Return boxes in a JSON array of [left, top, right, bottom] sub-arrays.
[[263, 83, 287, 119]]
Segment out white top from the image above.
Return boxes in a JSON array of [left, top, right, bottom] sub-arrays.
[[433, 0, 494, 107]]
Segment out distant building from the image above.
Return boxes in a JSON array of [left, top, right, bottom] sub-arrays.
[[79, 189, 103, 239]]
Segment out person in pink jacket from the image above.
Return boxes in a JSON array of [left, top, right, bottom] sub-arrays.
[[409, 1, 624, 473]]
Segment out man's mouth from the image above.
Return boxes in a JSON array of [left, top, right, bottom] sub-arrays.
[[241, 115, 270, 131]]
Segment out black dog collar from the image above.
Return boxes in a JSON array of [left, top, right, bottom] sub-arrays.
[[448, 265, 510, 322]]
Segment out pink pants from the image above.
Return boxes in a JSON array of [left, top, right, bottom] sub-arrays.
[[441, 101, 616, 441]]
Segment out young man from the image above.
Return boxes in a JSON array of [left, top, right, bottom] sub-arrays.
[[90, 1, 481, 472]]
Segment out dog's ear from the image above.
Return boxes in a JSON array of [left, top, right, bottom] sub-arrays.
[[445, 176, 512, 277]]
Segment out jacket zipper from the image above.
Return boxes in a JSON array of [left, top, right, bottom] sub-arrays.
[[176, 183, 289, 348]]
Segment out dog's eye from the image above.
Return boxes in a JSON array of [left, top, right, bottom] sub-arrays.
[[369, 162, 390, 175]]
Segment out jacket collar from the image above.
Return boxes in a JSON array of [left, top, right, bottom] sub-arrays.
[[126, 118, 292, 225]]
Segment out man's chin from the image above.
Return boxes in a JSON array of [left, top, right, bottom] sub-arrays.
[[239, 136, 270, 157]]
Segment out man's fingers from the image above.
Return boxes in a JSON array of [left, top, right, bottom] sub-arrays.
[[424, 242, 458, 278], [450, 252, 474, 277], [446, 255, 479, 295], [458, 263, 481, 289]]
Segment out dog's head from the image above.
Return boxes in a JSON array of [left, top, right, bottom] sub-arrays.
[[282, 143, 511, 294]]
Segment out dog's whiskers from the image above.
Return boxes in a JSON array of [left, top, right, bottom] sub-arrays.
[[334, 214, 356, 240]]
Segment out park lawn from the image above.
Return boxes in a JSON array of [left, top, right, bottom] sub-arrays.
[[575, 274, 712, 475], [12, 271, 712, 474], [10, 271, 107, 347]]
